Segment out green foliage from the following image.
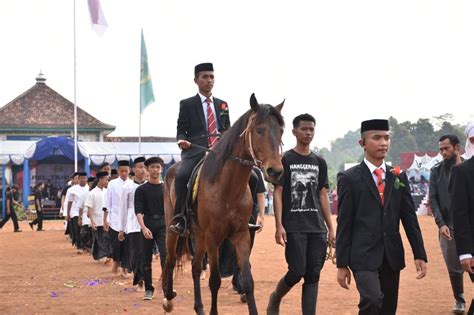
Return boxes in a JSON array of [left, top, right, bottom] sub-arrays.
[[320, 114, 467, 174]]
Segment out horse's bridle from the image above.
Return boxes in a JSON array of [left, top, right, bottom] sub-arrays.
[[190, 112, 282, 169], [238, 113, 263, 168]]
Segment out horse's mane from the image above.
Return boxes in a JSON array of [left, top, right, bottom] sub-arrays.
[[201, 104, 284, 183]]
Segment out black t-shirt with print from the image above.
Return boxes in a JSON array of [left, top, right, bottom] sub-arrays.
[[278, 149, 329, 233]]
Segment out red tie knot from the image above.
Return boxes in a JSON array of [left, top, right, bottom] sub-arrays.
[[374, 168, 383, 178]]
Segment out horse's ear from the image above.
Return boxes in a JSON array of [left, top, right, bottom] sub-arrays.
[[250, 93, 259, 112], [275, 99, 285, 112]]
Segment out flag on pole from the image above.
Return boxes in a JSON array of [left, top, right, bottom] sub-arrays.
[[88, 0, 108, 35], [140, 30, 155, 113]]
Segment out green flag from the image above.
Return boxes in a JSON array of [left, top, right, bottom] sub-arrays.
[[140, 29, 155, 113]]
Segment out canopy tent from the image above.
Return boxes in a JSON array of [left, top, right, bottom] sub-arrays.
[[1, 136, 181, 215], [77, 141, 181, 165]]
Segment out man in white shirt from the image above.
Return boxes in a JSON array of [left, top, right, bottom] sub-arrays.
[[126, 157, 147, 290], [78, 177, 95, 253], [67, 172, 90, 253], [85, 171, 110, 262], [104, 160, 133, 275]]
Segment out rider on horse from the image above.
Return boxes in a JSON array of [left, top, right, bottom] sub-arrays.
[[169, 62, 231, 235]]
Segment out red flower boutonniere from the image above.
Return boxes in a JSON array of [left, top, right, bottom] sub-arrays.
[[391, 166, 405, 190], [220, 102, 229, 112]]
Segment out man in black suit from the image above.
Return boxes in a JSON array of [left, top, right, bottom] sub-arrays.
[[336, 119, 427, 315], [450, 156, 474, 314], [169, 62, 230, 235]]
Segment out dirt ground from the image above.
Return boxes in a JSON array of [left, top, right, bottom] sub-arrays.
[[0, 215, 470, 314]]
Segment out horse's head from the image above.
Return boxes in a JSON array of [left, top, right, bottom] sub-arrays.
[[243, 93, 285, 184]]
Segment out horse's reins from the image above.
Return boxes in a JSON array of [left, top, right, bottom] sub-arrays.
[[188, 113, 263, 168]]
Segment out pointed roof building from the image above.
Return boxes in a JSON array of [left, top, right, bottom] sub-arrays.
[[0, 73, 115, 141]]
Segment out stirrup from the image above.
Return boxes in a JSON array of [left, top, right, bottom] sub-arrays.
[[169, 215, 187, 236]]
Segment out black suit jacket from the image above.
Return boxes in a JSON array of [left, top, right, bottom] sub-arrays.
[[176, 94, 230, 159], [450, 157, 474, 257], [336, 162, 427, 271]]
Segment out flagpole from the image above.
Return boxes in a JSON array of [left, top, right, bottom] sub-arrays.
[[73, 0, 78, 172], [139, 29, 142, 155]]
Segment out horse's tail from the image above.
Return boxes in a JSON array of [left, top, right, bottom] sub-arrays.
[[163, 162, 192, 273]]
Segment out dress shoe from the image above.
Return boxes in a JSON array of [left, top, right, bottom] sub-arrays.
[[169, 222, 185, 235], [248, 223, 261, 232]]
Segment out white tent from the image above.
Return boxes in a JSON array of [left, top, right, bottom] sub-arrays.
[[0, 140, 181, 165]]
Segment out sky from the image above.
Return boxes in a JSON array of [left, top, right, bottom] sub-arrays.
[[1, 0, 474, 149]]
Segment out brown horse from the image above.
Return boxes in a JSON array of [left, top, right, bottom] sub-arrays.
[[162, 94, 285, 315]]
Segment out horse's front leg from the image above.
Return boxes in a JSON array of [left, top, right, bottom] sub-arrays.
[[206, 234, 222, 315], [162, 231, 178, 313], [191, 231, 206, 315], [232, 230, 257, 315]]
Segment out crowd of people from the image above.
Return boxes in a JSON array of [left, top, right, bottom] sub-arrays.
[[2, 62, 474, 315]]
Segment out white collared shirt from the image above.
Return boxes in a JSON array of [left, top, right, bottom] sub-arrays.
[[67, 184, 90, 218], [125, 181, 146, 234], [364, 158, 386, 186], [79, 191, 91, 226], [84, 186, 107, 227], [104, 177, 134, 232], [198, 92, 220, 130]]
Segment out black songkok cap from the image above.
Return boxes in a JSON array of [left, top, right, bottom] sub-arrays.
[[144, 156, 164, 167], [111, 169, 118, 175], [361, 119, 389, 133], [194, 63, 214, 76], [133, 157, 146, 164], [117, 160, 130, 167], [96, 171, 109, 179], [87, 176, 95, 183], [77, 172, 87, 177], [71, 172, 79, 178]]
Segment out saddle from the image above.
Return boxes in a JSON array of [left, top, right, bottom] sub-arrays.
[[182, 156, 205, 227]]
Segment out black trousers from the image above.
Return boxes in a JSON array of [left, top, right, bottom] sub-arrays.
[[142, 216, 167, 292], [173, 153, 205, 216], [109, 228, 126, 263], [0, 210, 20, 231], [127, 232, 144, 285], [31, 210, 43, 230], [92, 226, 111, 260], [284, 232, 327, 286], [353, 256, 400, 315], [70, 217, 83, 249]]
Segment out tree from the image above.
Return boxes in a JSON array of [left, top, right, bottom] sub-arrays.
[[388, 117, 417, 165], [413, 118, 436, 151]]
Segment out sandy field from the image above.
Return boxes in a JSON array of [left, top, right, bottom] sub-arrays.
[[0, 215, 471, 314]]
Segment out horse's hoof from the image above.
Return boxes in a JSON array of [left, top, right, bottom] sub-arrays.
[[240, 293, 247, 303], [163, 298, 173, 313]]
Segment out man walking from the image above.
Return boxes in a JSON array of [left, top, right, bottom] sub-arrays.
[[135, 157, 167, 300], [430, 134, 465, 313], [85, 171, 111, 262], [30, 182, 45, 231], [450, 154, 474, 314], [104, 160, 133, 276], [0, 185, 21, 232], [267, 114, 335, 315], [336, 119, 427, 315]]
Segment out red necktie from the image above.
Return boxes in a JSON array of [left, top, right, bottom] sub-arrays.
[[206, 98, 218, 147], [374, 168, 385, 204]]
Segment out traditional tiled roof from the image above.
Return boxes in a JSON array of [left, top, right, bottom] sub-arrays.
[[0, 74, 115, 132]]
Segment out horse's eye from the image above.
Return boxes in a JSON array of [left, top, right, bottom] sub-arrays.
[[255, 127, 264, 135]]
